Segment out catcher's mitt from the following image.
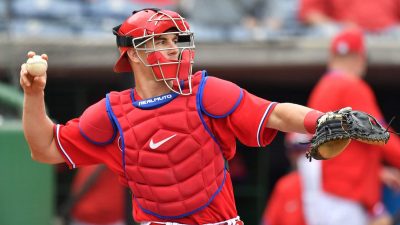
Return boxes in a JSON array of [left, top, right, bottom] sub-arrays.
[[306, 107, 390, 161]]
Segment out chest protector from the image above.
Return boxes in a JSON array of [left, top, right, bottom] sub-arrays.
[[105, 72, 226, 219]]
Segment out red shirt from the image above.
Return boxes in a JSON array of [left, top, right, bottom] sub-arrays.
[[307, 71, 400, 210], [71, 165, 126, 224], [299, 0, 400, 31], [54, 75, 278, 224], [262, 172, 307, 225]]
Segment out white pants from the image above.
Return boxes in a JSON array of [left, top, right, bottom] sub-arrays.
[[298, 157, 368, 225]]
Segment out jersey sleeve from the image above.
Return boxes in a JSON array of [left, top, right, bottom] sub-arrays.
[[200, 76, 243, 118], [226, 89, 278, 147], [198, 76, 277, 149], [53, 99, 119, 169], [79, 98, 117, 145], [54, 121, 105, 169]]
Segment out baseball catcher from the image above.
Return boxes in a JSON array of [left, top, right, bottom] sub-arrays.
[[19, 8, 392, 225], [306, 107, 390, 161]]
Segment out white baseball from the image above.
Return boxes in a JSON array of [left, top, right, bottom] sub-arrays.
[[26, 55, 48, 76]]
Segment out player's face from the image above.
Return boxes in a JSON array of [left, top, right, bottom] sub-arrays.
[[147, 33, 179, 61], [131, 31, 194, 95]]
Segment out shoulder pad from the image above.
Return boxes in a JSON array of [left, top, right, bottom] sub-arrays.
[[78, 98, 116, 145], [200, 76, 243, 118]]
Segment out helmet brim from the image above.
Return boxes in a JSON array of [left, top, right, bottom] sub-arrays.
[[113, 47, 132, 73]]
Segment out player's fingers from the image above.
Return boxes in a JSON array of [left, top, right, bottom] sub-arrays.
[[21, 63, 26, 70], [20, 68, 31, 87], [20, 75, 31, 87], [20, 63, 33, 85], [41, 54, 48, 61], [20, 63, 26, 77], [20, 63, 29, 76], [27, 51, 36, 58], [34, 75, 46, 84]]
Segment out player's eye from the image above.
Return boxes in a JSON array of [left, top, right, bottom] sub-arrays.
[[155, 40, 164, 45]]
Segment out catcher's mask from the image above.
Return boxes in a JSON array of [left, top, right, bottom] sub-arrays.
[[113, 8, 195, 95]]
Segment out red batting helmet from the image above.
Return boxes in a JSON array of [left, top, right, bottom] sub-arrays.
[[112, 8, 195, 95], [330, 28, 365, 56]]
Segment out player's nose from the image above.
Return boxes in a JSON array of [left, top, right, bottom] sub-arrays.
[[167, 42, 179, 57]]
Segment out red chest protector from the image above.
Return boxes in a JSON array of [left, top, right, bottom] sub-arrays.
[[103, 71, 242, 219]]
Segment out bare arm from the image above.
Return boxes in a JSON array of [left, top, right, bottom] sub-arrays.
[[266, 103, 317, 133], [20, 51, 64, 164]]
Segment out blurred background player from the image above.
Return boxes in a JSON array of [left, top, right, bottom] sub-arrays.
[[300, 28, 400, 225], [60, 165, 126, 225], [261, 132, 309, 225], [299, 0, 400, 36], [381, 166, 400, 225], [262, 133, 400, 225]]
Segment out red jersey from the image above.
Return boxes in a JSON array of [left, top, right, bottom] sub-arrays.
[[308, 71, 400, 210], [299, 0, 400, 31], [71, 165, 125, 224], [262, 172, 307, 225], [54, 72, 278, 224]]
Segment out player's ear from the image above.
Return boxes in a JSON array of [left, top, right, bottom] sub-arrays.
[[127, 48, 140, 63]]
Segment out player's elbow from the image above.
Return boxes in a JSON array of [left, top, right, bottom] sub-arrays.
[[30, 150, 50, 163], [29, 146, 62, 164], [30, 152, 59, 164]]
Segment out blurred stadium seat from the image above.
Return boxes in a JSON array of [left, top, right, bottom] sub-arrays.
[[0, 0, 6, 18], [9, 18, 76, 38], [184, 0, 251, 42], [84, 0, 143, 21], [78, 0, 145, 38], [0, 23, 5, 35], [1, 0, 398, 41], [11, 0, 83, 19], [0, 0, 7, 33], [77, 17, 117, 38]]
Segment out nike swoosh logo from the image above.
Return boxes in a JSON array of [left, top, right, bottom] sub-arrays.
[[149, 134, 177, 150]]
